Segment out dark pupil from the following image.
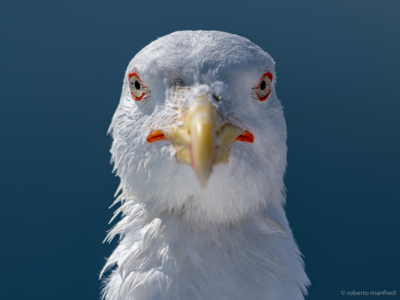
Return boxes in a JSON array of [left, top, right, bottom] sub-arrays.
[[134, 80, 141, 90], [260, 80, 266, 90]]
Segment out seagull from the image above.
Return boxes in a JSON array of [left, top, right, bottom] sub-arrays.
[[101, 30, 310, 300]]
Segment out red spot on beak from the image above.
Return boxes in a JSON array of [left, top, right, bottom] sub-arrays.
[[147, 130, 166, 143], [236, 130, 254, 143]]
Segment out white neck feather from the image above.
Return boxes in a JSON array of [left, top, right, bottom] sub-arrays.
[[101, 193, 309, 300]]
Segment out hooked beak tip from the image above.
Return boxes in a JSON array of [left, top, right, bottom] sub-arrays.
[[190, 144, 213, 188], [195, 168, 212, 188], [199, 179, 209, 189]]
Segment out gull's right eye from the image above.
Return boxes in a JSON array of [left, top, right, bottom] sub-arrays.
[[128, 72, 145, 101]]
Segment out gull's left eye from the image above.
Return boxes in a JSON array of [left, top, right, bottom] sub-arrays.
[[256, 72, 273, 101], [128, 72, 145, 101]]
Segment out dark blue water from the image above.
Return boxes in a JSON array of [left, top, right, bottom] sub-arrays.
[[1, 0, 399, 299]]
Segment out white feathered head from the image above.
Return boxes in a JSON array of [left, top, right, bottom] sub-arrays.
[[109, 31, 287, 225]]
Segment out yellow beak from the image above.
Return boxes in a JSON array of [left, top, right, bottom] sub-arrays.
[[185, 95, 221, 187], [161, 94, 247, 188]]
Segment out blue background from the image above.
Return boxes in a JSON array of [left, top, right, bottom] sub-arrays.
[[1, 0, 399, 299]]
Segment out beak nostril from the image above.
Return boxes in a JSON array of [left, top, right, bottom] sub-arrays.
[[212, 94, 221, 102]]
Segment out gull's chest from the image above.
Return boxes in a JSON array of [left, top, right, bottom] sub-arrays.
[[106, 217, 304, 300]]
